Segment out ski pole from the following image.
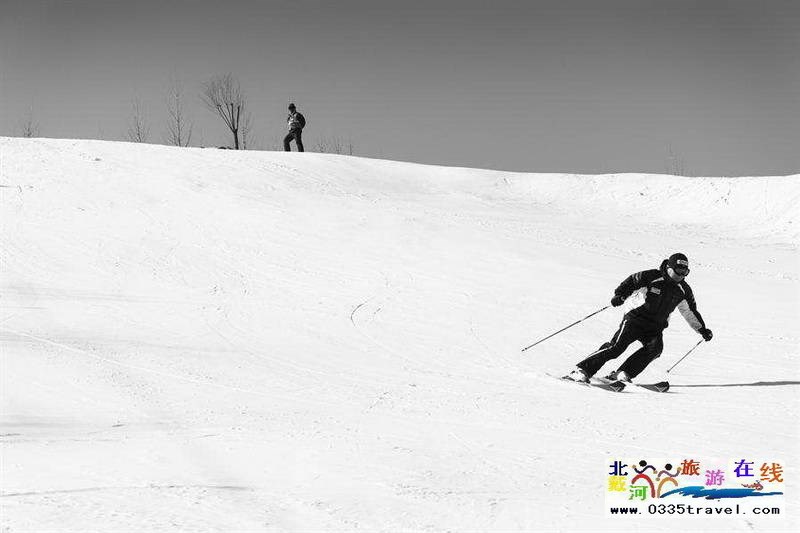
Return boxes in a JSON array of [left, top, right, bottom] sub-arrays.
[[521, 305, 610, 352], [666, 339, 703, 373]]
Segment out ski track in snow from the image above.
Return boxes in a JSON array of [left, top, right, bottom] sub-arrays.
[[0, 138, 798, 532]]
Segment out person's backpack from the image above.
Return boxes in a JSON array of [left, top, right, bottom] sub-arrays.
[[298, 113, 307, 129]]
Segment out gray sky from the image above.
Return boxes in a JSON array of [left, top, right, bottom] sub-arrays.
[[2, 0, 798, 175]]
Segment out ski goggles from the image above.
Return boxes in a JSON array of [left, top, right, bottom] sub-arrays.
[[669, 265, 690, 276]]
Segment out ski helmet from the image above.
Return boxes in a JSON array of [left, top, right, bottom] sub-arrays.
[[667, 253, 690, 275]]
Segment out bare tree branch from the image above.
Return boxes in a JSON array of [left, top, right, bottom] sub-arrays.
[[19, 107, 39, 138], [315, 136, 355, 155], [165, 77, 193, 146], [127, 98, 150, 143], [666, 144, 687, 176], [240, 109, 256, 149]]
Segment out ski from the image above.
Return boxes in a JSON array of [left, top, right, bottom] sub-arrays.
[[589, 379, 626, 392], [594, 377, 670, 393], [633, 381, 670, 393], [547, 373, 667, 393], [553, 374, 626, 392]]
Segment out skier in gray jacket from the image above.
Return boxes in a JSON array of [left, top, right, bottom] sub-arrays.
[[283, 103, 306, 152]]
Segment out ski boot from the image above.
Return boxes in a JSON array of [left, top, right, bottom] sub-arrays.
[[563, 367, 590, 383], [603, 370, 631, 383]]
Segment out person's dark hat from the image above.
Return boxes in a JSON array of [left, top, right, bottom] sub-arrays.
[[667, 253, 690, 274], [288, 103, 296, 110]]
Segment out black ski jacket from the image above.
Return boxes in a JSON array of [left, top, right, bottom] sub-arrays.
[[287, 111, 306, 132], [615, 260, 707, 331]]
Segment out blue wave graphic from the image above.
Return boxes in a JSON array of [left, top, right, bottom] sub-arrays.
[[661, 486, 783, 500]]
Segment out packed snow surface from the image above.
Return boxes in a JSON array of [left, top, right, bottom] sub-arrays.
[[1, 138, 798, 531]]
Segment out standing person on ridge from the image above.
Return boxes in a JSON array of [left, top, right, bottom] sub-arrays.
[[565, 253, 713, 383], [283, 103, 306, 152]]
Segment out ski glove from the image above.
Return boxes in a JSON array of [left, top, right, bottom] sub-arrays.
[[610, 295, 625, 307], [699, 328, 713, 341]]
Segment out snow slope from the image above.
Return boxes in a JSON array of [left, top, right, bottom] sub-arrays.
[[1, 137, 798, 532]]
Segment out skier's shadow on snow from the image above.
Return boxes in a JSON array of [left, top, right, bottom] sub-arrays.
[[673, 381, 800, 388]]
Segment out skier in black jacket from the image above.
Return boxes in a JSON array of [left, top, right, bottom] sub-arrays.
[[283, 103, 306, 152], [566, 253, 713, 383]]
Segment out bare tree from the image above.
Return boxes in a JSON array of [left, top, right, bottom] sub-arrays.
[[19, 107, 39, 138], [127, 98, 150, 143], [200, 74, 252, 150], [665, 144, 687, 176], [315, 136, 355, 155], [165, 77, 193, 146]]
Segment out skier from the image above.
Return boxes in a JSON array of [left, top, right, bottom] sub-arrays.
[[283, 103, 306, 152], [565, 253, 713, 383]]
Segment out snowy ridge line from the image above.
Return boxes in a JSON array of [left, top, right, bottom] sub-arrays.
[[1, 327, 273, 398]]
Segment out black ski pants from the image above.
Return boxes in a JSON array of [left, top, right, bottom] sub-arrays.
[[577, 316, 664, 379], [284, 129, 304, 152]]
